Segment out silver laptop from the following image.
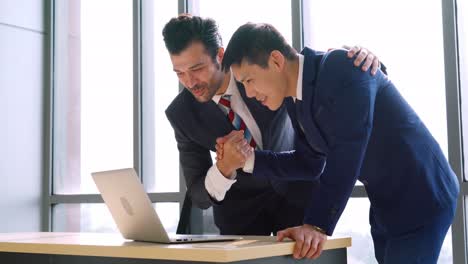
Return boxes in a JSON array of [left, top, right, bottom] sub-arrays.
[[92, 168, 242, 243]]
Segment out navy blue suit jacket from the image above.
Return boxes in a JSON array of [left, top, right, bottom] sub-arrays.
[[253, 48, 459, 235], [166, 82, 312, 234]]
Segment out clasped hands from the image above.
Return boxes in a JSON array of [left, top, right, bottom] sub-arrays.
[[215, 130, 253, 178]]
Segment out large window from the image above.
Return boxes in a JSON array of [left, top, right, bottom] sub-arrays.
[[47, 1, 468, 263], [53, 0, 133, 196], [52, 0, 183, 233], [141, 0, 180, 194], [52, 0, 134, 231]]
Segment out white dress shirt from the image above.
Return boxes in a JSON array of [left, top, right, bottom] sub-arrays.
[[293, 54, 305, 102], [204, 72, 263, 201], [243, 54, 304, 174]]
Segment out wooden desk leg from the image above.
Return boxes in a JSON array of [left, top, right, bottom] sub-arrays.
[[0, 248, 347, 264]]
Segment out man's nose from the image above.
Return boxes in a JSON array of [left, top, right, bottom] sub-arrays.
[[185, 73, 197, 88]]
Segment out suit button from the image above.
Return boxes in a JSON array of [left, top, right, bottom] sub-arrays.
[[330, 208, 337, 215]]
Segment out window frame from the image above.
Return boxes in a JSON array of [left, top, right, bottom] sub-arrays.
[[43, 0, 468, 262]]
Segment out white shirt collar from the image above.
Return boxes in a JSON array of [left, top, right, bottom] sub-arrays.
[[293, 54, 304, 102], [212, 71, 237, 104]]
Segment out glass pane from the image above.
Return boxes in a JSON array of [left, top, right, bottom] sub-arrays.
[[53, 203, 180, 234], [458, 0, 468, 181], [304, 0, 447, 158], [141, 0, 180, 193], [334, 198, 453, 264], [53, 204, 118, 233], [439, 227, 453, 264], [196, 0, 292, 44], [53, 0, 133, 194], [333, 198, 376, 263], [154, 203, 180, 234]]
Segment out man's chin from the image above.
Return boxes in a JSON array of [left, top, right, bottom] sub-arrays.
[[267, 105, 279, 111], [193, 95, 212, 103], [264, 101, 281, 111]]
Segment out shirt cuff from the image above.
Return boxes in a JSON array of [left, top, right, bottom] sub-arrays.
[[204, 164, 237, 202], [242, 153, 255, 173]]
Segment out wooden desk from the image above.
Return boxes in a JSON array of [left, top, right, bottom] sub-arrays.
[[0, 232, 351, 263]]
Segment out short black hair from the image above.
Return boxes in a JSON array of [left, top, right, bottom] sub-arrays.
[[162, 14, 222, 62], [222, 23, 297, 71]]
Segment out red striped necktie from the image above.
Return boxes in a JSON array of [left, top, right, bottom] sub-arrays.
[[218, 94, 257, 149]]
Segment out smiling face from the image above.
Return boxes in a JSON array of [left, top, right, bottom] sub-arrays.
[[231, 51, 289, 111], [170, 41, 225, 103]]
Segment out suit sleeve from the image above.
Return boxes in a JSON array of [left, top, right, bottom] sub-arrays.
[[253, 132, 327, 182], [165, 110, 216, 209]]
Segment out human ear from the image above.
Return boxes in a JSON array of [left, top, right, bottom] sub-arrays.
[[269, 50, 285, 72], [217, 47, 225, 64]]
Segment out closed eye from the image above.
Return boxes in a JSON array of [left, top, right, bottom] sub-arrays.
[[191, 65, 205, 72]]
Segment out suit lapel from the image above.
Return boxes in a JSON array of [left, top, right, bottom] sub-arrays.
[[296, 48, 329, 154], [196, 100, 233, 147], [285, 97, 302, 135]]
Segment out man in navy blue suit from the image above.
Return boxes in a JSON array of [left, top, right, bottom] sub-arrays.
[[162, 15, 380, 236], [218, 22, 460, 263]]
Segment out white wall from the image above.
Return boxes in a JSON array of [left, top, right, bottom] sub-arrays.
[[0, 0, 46, 232]]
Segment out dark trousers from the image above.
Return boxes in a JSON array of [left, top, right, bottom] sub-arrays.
[[234, 194, 305, 236], [370, 204, 456, 264]]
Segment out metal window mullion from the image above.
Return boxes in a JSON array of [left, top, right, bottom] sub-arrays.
[[139, 0, 189, 208], [133, 0, 143, 179], [462, 183, 468, 194], [291, 0, 304, 51], [43, 0, 55, 232], [49, 193, 183, 204], [148, 193, 186, 203], [177, 1, 206, 232], [442, 0, 467, 262], [177, 0, 193, 206]]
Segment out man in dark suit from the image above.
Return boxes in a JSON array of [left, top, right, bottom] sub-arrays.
[[219, 23, 460, 263], [162, 15, 381, 236]]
